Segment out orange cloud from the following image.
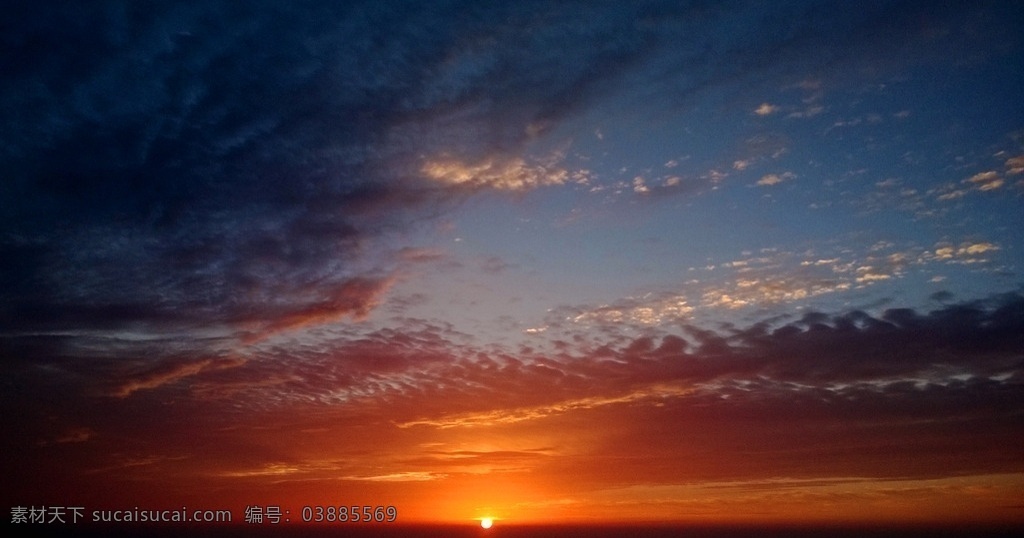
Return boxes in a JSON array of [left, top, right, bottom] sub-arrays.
[[1006, 155, 1024, 175], [965, 170, 1004, 191], [244, 276, 393, 344], [756, 172, 795, 186], [111, 357, 245, 398], [421, 154, 570, 190]]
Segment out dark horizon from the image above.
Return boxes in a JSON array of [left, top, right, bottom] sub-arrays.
[[10, 522, 1024, 538]]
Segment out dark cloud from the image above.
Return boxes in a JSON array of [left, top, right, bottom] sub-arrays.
[[153, 292, 1023, 427], [1, 3, 462, 355], [4, 0, 1016, 349], [386, 294, 1024, 481], [3, 284, 1022, 507], [1, 1, 656, 348]]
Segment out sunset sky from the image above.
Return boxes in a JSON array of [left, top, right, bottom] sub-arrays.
[[2, 0, 1023, 529]]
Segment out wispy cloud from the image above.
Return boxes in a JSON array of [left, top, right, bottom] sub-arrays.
[[1005, 155, 1024, 175], [398, 383, 694, 429], [756, 171, 795, 186], [111, 357, 246, 398], [420, 154, 572, 191], [966, 170, 1004, 191]]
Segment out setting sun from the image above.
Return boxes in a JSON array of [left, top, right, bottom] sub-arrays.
[[480, 517, 493, 529]]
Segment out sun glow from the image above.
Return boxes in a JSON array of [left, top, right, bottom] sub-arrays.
[[480, 517, 493, 529]]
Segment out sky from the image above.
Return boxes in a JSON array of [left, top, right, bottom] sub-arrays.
[[2, 0, 1023, 529]]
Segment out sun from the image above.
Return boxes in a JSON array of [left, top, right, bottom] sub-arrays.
[[480, 517, 493, 529]]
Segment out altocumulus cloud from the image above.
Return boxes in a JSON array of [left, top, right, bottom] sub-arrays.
[[4, 2, 1019, 465], [0, 1, 664, 347], [3, 0, 1012, 349]]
